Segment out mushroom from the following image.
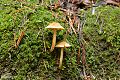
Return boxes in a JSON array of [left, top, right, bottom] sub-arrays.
[[56, 41, 71, 68], [46, 22, 64, 52]]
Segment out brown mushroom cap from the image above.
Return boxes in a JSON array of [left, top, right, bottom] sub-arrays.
[[46, 22, 64, 30], [56, 41, 71, 48]]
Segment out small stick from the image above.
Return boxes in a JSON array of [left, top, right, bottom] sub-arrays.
[[59, 8, 76, 15], [41, 30, 46, 52], [14, 33, 17, 48], [68, 16, 77, 35], [77, 48, 80, 64], [15, 31, 25, 48], [81, 43, 86, 66], [81, 43, 87, 79]]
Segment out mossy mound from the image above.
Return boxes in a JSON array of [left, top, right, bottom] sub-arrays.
[[0, 0, 120, 79]]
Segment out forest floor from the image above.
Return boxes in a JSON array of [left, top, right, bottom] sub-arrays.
[[0, 0, 120, 80]]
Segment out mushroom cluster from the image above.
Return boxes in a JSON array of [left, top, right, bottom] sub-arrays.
[[46, 22, 71, 68], [46, 22, 64, 52]]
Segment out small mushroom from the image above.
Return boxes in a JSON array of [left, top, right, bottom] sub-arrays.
[[46, 22, 64, 52], [56, 41, 71, 68]]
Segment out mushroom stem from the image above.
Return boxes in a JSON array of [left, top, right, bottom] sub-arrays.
[[50, 30, 56, 52], [59, 47, 64, 68]]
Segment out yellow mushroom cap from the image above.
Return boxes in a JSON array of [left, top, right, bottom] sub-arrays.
[[46, 22, 64, 30], [56, 41, 71, 48]]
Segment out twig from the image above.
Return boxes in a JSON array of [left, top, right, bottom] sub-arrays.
[[78, 13, 86, 43], [68, 16, 77, 35], [77, 48, 81, 64], [59, 8, 76, 15], [81, 43, 87, 79], [78, 23, 82, 43], [83, 65, 87, 79], [95, 13, 100, 24], [15, 31, 25, 48], [42, 30, 46, 52], [99, 18, 104, 34], [106, 0, 120, 7], [81, 43, 86, 66]]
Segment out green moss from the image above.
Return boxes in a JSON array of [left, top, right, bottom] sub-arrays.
[[0, 0, 120, 79]]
